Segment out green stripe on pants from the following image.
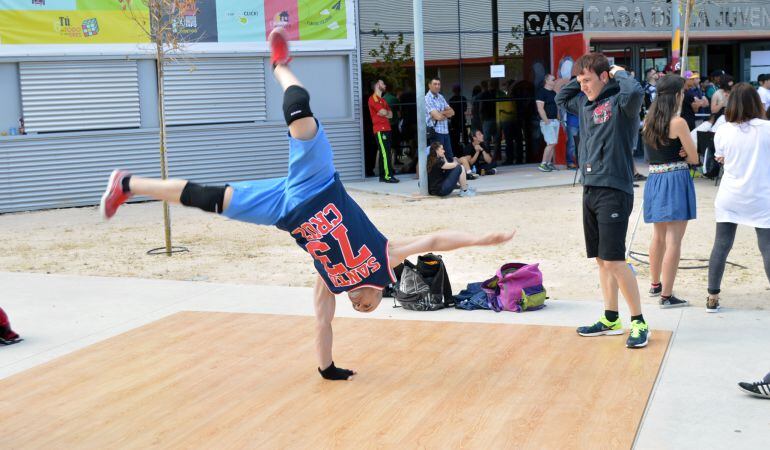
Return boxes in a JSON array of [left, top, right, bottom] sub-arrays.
[[376, 132, 391, 180]]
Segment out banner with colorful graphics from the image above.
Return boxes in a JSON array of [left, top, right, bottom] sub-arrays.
[[297, 0, 346, 41], [0, 0, 354, 56], [0, 0, 150, 45]]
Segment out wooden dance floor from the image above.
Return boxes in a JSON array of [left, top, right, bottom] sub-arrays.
[[0, 312, 670, 449]]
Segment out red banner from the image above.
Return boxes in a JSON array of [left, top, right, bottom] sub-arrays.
[[551, 32, 587, 166]]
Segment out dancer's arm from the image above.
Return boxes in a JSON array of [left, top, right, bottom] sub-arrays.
[[314, 276, 336, 370], [388, 230, 515, 267], [313, 276, 356, 380]]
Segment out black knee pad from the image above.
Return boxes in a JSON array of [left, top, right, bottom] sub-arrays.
[[180, 182, 226, 214], [283, 85, 313, 126]]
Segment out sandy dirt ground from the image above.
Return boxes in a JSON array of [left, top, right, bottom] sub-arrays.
[[1, 178, 768, 310]]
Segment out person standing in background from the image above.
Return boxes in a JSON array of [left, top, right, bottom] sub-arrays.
[[710, 74, 733, 114], [425, 77, 456, 160], [706, 83, 770, 312], [536, 74, 560, 172], [641, 74, 700, 308], [498, 80, 520, 165], [557, 53, 649, 349], [681, 73, 709, 131], [449, 84, 469, 160], [383, 83, 401, 169], [757, 73, 770, 111], [368, 79, 399, 183]]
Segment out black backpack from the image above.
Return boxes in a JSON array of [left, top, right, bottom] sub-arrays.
[[393, 253, 454, 311]]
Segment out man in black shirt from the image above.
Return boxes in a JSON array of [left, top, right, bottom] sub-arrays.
[[457, 129, 497, 175], [536, 74, 560, 172], [682, 72, 708, 130]]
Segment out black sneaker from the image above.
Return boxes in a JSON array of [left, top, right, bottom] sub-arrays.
[[466, 172, 479, 180], [633, 173, 648, 181], [660, 294, 689, 309], [649, 283, 662, 297], [706, 295, 720, 313], [738, 373, 770, 399], [380, 177, 399, 184]]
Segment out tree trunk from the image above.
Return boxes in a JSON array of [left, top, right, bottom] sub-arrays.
[[156, 41, 173, 256]]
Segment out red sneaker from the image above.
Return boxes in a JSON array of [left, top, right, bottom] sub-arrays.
[[0, 307, 20, 345], [268, 27, 292, 67], [100, 169, 132, 220]]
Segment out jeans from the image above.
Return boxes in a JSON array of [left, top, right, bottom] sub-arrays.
[[707, 223, 770, 295], [566, 125, 579, 166], [437, 166, 463, 196]]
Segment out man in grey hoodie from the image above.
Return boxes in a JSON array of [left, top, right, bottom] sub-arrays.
[[556, 53, 649, 348]]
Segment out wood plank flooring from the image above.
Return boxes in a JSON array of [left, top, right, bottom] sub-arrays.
[[0, 312, 670, 449]]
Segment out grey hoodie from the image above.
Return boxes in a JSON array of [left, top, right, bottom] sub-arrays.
[[556, 71, 644, 195]]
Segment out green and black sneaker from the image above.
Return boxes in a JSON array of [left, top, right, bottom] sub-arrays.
[[626, 320, 651, 348], [577, 315, 624, 337]]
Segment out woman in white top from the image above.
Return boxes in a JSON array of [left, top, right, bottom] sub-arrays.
[[707, 83, 770, 312]]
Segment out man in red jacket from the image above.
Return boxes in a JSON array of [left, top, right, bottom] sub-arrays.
[[368, 79, 399, 183]]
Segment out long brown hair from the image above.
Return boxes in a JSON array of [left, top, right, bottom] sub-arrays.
[[725, 82, 766, 124], [427, 142, 443, 170], [643, 73, 685, 150]]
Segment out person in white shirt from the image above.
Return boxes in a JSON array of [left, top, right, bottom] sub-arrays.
[[757, 73, 770, 111], [707, 83, 770, 312]]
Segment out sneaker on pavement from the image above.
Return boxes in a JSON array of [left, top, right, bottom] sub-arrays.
[[466, 172, 479, 180], [659, 294, 689, 309], [537, 163, 552, 172], [380, 177, 399, 183], [268, 27, 292, 67], [577, 315, 624, 337], [547, 162, 559, 171], [100, 169, 132, 220], [738, 373, 770, 399], [633, 173, 648, 181], [706, 295, 721, 313], [459, 188, 477, 197], [649, 283, 662, 297], [626, 320, 650, 348]]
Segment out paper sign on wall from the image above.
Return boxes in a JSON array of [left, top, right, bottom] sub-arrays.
[[490, 64, 505, 78]]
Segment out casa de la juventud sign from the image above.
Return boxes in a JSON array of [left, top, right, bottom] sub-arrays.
[[585, 0, 770, 32], [524, 11, 584, 35]]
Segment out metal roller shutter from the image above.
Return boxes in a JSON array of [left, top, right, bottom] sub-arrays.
[[162, 57, 266, 126], [19, 60, 141, 133]]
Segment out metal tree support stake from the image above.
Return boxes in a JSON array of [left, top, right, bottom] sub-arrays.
[[413, 0, 428, 195]]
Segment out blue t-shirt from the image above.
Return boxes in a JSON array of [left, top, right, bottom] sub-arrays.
[[276, 174, 396, 294], [566, 111, 579, 128]]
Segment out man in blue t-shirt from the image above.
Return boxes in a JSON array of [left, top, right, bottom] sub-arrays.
[[99, 28, 514, 382]]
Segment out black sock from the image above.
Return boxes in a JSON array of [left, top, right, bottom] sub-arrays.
[[604, 310, 619, 322], [631, 314, 645, 324], [121, 175, 132, 193]]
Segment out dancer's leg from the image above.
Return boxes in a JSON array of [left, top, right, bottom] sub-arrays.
[[128, 177, 233, 211]]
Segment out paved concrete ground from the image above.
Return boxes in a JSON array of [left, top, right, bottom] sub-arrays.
[[1, 271, 768, 449], [345, 163, 581, 197]]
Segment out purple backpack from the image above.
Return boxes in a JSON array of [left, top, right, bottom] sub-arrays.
[[482, 263, 547, 312]]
